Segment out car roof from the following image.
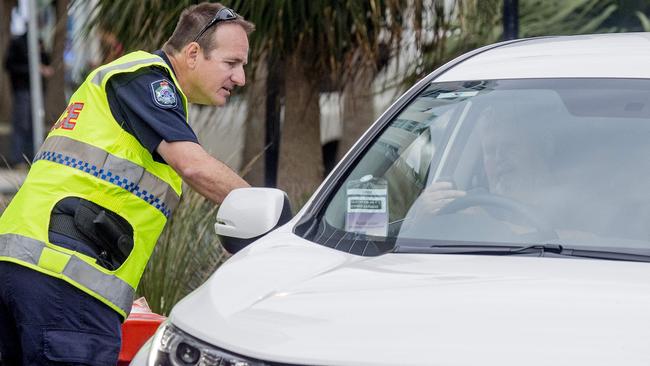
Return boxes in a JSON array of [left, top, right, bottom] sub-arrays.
[[435, 32, 650, 82]]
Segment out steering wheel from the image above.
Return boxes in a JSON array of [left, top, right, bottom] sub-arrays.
[[437, 193, 559, 240]]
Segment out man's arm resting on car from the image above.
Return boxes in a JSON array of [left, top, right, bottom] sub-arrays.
[[157, 140, 250, 204]]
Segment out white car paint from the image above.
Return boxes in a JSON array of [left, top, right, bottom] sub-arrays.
[[133, 33, 650, 365], [132, 227, 650, 365], [165, 231, 650, 366], [215, 188, 287, 239], [437, 33, 650, 81]]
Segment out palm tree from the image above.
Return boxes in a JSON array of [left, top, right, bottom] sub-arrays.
[[229, 1, 412, 206], [401, 0, 650, 91], [520, 0, 619, 36], [339, 0, 468, 161]]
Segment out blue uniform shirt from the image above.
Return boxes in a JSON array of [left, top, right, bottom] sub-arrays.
[[106, 50, 198, 163]]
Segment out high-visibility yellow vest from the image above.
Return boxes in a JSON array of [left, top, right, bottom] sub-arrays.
[[0, 51, 188, 319]]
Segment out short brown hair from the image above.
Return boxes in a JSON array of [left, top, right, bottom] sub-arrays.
[[162, 2, 254, 56]]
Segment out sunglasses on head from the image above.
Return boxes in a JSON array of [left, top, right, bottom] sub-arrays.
[[192, 7, 237, 43]]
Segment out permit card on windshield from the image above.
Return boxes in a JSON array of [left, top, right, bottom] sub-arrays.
[[345, 175, 388, 237]]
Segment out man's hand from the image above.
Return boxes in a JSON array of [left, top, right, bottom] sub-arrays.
[[416, 181, 466, 215], [157, 140, 250, 204]]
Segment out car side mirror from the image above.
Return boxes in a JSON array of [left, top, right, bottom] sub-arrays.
[[214, 188, 292, 254]]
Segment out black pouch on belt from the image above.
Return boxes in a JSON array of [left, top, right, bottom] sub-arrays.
[[73, 200, 134, 270]]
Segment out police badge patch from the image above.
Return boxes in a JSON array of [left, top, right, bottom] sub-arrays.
[[151, 79, 177, 108]]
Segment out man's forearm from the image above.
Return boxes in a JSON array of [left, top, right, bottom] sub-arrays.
[[157, 140, 250, 204], [181, 157, 250, 204]]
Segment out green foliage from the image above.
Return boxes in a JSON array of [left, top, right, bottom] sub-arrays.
[[85, 0, 410, 88], [400, 0, 650, 88], [0, 196, 9, 214], [520, 0, 619, 36], [636, 11, 650, 31], [230, 0, 406, 80], [135, 102, 245, 316], [397, 0, 502, 87], [137, 187, 227, 315], [82, 0, 186, 52]]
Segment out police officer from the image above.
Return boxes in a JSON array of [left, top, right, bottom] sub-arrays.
[[0, 3, 253, 365]]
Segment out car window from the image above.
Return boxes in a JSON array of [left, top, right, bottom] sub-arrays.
[[304, 79, 650, 256]]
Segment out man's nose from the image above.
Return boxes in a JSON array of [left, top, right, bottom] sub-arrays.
[[232, 66, 245, 86]]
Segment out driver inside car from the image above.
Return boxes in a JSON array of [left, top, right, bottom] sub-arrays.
[[405, 105, 585, 239]]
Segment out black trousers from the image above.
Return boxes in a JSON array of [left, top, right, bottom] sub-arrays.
[[0, 233, 122, 366], [9, 89, 34, 165]]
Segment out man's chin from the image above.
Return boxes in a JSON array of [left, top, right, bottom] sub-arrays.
[[197, 98, 226, 107], [214, 93, 228, 106]]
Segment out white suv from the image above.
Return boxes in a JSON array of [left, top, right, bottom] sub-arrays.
[[134, 33, 650, 366]]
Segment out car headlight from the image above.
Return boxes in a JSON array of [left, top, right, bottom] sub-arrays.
[[148, 321, 268, 366]]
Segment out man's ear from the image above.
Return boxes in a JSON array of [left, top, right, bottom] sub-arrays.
[[184, 42, 201, 70]]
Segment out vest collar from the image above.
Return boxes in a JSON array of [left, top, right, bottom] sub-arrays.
[[153, 49, 177, 77]]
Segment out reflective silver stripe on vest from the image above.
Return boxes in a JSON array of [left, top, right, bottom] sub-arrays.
[[91, 57, 163, 85], [34, 136, 180, 218], [0, 233, 134, 316]]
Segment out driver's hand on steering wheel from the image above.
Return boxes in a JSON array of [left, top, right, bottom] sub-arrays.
[[417, 181, 466, 215]]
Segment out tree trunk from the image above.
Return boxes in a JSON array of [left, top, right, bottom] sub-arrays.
[[241, 55, 268, 186], [264, 55, 283, 187], [277, 52, 323, 209], [339, 65, 376, 161], [44, 0, 68, 124]]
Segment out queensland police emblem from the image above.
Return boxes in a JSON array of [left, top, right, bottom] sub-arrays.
[[151, 79, 177, 108]]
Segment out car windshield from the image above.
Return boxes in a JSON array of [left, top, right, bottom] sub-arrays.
[[304, 78, 650, 258]]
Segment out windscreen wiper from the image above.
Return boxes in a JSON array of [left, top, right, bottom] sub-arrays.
[[559, 247, 650, 263], [392, 243, 563, 256], [393, 243, 650, 262]]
